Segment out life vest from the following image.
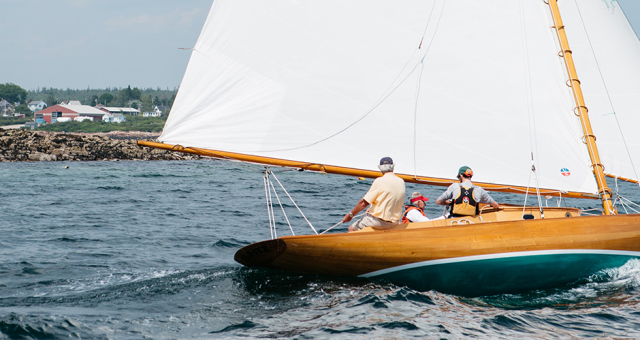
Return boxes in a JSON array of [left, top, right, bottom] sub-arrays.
[[402, 204, 426, 223], [450, 185, 479, 216]]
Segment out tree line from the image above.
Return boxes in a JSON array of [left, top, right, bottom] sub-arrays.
[[30, 86, 178, 112], [0, 83, 178, 117]]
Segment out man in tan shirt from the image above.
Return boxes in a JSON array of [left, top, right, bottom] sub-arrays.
[[342, 157, 406, 232]]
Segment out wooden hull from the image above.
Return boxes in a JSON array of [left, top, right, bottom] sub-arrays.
[[235, 214, 640, 296]]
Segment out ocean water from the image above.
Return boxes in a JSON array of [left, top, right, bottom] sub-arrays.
[[2, 159, 640, 339]]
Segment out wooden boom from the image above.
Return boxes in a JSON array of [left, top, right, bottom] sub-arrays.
[[138, 140, 598, 199]]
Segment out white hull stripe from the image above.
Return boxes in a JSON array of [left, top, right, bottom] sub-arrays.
[[359, 249, 640, 278]]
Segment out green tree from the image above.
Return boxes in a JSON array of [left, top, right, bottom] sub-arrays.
[[97, 93, 114, 106], [141, 94, 154, 113], [14, 103, 31, 116], [46, 91, 57, 106], [131, 87, 142, 100], [89, 94, 99, 106], [0, 83, 28, 104]]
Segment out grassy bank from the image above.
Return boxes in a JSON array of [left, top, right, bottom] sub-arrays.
[[0, 117, 31, 125], [35, 115, 167, 133]]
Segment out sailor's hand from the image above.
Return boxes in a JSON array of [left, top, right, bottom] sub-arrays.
[[342, 212, 354, 223]]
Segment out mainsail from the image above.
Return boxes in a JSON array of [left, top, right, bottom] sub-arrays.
[[558, 1, 640, 183], [159, 0, 640, 196]]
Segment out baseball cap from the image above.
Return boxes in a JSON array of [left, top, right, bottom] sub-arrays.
[[410, 191, 429, 202], [458, 166, 473, 177], [380, 157, 393, 165]]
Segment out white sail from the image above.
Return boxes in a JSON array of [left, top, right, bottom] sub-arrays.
[[159, 0, 620, 194], [558, 0, 640, 182]]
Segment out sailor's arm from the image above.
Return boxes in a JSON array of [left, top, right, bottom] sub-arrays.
[[436, 184, 455, 206], [342, 198, 370, 223], [479, 189, 500, 209], [436, 193, 452, 206]]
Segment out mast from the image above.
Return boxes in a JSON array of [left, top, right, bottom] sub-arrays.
[[546, 0, 615, 215]]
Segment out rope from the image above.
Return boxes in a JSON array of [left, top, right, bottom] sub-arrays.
[[451, 218, 474, 226], [319, 212, 365, 235]]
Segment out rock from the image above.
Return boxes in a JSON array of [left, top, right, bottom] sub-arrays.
[[0, 128, 201, 162]]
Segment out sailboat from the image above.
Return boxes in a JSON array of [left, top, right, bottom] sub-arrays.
[[139, 0, 640, 296]]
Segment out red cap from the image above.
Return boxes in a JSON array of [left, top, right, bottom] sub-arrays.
[[410, 195, 429, 202]]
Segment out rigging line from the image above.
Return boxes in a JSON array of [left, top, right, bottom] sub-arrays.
[[522, 155, 533, 218], [269, 171, 318, 235], [410, 0, 446, 175], [245, 0, 448, 155], [520, 0, 544, 218], [267, 175, 295, 236], [263, 173, 274, 240], [266, 171, 278, 239], [413, 61, 425, 176], [573, 0, 640, 188]]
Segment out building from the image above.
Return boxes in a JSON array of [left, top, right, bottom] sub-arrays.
[[34, 105, 79, 124], [34, 101, 118, 124], [60, 101, 109, 121], [100, 107, 140, 116], [102, 112, 126, 123], [28, 100, 47, 113], [142, 106, 162, 117], [0, 99, 14, 116]]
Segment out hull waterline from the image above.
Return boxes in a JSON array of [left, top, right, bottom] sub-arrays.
[[235, 214, 640, 296]]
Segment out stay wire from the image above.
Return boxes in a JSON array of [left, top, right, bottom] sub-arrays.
[[263, 173, 275, 239], [268, 177, 295, 236], [269, 171, 318, 235]]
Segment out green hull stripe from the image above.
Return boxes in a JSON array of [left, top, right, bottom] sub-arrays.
[[360, 250, 640, 296]]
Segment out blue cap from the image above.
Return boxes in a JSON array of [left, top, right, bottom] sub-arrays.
[[380, 157, 393, 165]]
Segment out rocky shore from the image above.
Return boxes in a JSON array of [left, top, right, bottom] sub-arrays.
[[0, 128, 201, 162]]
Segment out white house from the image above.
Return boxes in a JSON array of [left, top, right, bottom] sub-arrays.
[[28, 100, 47, 113], [102, 112, 126, 123], [142, 106, 162, 117], [101, 107, 140, 116], [74, 116, 94, 122]]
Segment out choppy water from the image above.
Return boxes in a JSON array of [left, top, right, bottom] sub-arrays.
[[2, 160, 640, 339]]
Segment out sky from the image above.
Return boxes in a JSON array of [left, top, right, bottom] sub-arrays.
[[1, 0, 640, 91]]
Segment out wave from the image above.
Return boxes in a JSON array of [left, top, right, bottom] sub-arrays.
[[96, 186, 124, 190], [0, 313, 108, 340], [213, 239, 250, 248]]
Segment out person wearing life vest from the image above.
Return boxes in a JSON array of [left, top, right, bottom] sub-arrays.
[[402, 192, 430, 223], [436, 166, 500, 217]]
